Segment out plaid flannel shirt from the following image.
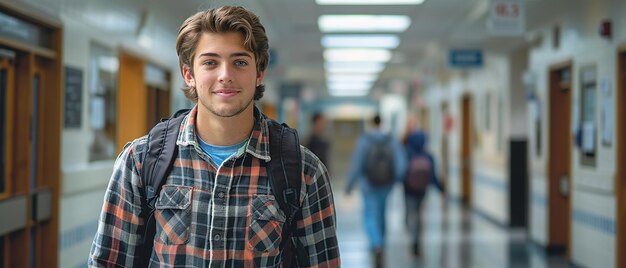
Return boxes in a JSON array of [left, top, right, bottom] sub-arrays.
[[88, 106, 340, 267]]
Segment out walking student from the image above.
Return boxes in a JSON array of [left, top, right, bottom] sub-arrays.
[[403, 130, 444, 257], [345, 115, 407, 268], [88, 6, 340, 267]]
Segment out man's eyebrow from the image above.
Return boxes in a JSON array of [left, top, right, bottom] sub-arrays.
[[198, 52, 253, 58]]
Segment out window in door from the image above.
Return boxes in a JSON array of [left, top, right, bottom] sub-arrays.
[[579, 65, 597, 166], [88, 43, 118, 161]]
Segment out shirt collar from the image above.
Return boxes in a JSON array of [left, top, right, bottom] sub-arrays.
[[177, 105, 272, 162]]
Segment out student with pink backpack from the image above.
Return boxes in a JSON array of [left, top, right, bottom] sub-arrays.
[[403, 130, 445, 257]]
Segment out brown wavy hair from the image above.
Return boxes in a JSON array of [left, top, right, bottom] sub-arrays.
[[176, 6, 269, 102]]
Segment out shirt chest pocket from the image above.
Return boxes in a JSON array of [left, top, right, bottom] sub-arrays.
[[248, 195, 287, 253], [155, 185, 192, 245]]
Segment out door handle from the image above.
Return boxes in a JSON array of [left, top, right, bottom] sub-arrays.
[[559, 176, 569, 197]]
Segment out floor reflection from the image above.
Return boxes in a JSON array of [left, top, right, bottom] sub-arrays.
[[335, 184, 572, 268]]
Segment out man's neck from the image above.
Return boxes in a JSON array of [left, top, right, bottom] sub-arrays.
[[195, 106, 254, 146]]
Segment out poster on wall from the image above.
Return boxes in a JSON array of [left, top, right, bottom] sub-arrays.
[[601, 79, 613, 146], [64, 66, 83, 128]]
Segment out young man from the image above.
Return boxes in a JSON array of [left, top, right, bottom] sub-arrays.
[[345, 115, 406, 268], [88, 6, 340, 267]]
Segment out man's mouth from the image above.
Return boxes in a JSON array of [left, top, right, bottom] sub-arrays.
[[214, 89, 239, 97]]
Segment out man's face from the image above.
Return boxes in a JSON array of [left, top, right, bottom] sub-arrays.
[[183, 32, 264, 118]]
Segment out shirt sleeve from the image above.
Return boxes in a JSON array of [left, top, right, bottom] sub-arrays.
[[88, 140, 147, 267], [294, 148, 341, 267]]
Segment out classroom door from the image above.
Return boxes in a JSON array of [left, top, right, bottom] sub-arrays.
[[616, 49, 626, 268], [547, 62, 572, 256], [461, 95, 473, 206], [0, 47, 61, 268]]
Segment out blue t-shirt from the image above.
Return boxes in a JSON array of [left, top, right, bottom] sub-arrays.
[[197, 135, 248, 167]]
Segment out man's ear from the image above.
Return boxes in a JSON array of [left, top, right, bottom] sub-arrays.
[[256, 70, 265, 86], [182, 64, 195, 87]]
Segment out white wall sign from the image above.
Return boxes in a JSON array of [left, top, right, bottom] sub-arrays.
[[487, 0, 525, 36]]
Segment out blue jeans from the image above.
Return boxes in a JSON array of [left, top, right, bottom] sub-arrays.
[[361, 187, 392, 250]]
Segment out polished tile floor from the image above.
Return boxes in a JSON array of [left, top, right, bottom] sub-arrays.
[[333, 183, 573, 268]]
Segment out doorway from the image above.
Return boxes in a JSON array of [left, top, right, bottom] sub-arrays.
[[547, 61, 572, 255], [616, 48, 626, 268], [440, 102, 450, 196], [461, 95, 473, 206], [0, 4, 62, 267], [0, 49, 61, 267]]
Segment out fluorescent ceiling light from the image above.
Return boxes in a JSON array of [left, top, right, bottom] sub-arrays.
[[325, 62, 386, 73], [326, 73, 378, 83], [327, 81, 371, 96], [326, 82, 374, 91], [327, 81, 373, 90], [318, 15, 411, 32], [324, 48, 392, 62], [328, 89, 370, 97], [317, 0, 424, 4], [321, 35, 400, 49]]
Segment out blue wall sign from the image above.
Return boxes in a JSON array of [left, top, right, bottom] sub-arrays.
[[449, 49, 483, 68]]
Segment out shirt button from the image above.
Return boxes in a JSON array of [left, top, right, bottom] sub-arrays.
[[218, 192, 225, 198], [214, 234, 221, 241]]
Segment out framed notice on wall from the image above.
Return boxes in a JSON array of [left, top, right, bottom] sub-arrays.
[[64, 66, 83, 128]]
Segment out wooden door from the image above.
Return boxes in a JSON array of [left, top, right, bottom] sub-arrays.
[[461, 95, 473, 206], [0, 52, 16, 268], [0, 3, 62, 267], [616, 48, 626, 268], [547, 62, 572, 256], [0, 50, 60, 268]]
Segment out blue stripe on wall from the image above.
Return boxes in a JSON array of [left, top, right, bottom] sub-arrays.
[[60, 220, 99, 250], [449, 167, 507, 192], [473, 173, 507, 192], [572, 209, 616, 235], [532, 193, 547, 207]]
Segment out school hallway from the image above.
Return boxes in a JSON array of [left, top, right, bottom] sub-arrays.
[[334, 183, 572, 268], [3, 1, 626, 267], [329, 148, 572, 268]]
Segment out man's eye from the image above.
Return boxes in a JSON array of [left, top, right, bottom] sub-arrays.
[[203, 60, 216, 66], [235, 60, 248, 67]]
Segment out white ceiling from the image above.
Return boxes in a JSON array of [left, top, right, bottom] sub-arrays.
[[11, 0, 585, 96]]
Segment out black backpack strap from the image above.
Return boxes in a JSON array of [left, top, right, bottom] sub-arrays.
[[138, 109, 189, 267], [266, 120, 304, 267]]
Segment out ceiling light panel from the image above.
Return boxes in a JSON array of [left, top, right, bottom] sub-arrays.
[[321, 35, 400, 49], [317, 0, 424, 4], [324, 62, 386, 73], [318, 15, 411, 32], [328, 91, 369, 97], [326, 73, 378, 83], [324, 48, 392, 62]]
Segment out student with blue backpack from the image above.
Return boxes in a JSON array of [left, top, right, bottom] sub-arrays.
[[346, 115, 407, 268], [403, 130, 445, 257]]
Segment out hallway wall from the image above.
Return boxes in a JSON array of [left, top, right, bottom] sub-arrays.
[[420, 1, 626, 266], [58, 14, 185, 268], [424, 54, 511, 225], [525, 1, 624, 267], [528, 35, 617, 267]]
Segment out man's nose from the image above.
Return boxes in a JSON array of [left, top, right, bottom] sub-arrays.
[[218, 64, 234, 84]]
